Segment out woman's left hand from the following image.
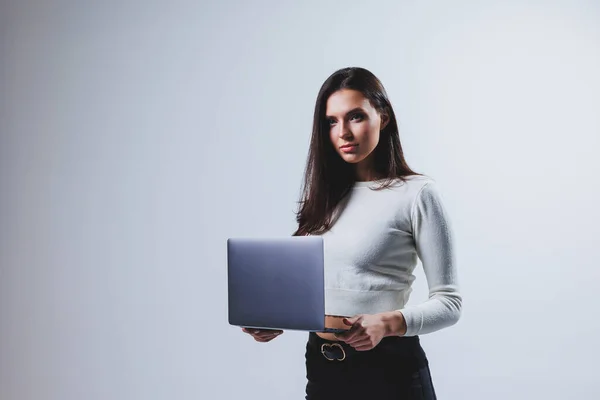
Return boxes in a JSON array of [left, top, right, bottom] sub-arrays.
[[333, 314, 387, 351]]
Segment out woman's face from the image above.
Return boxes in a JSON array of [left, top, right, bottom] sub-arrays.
[[325, 89, 389, 174]]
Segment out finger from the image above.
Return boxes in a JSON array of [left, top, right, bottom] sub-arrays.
[[335, 320, 359, 338], [338, 324, 364, 342], [253, 329, 283, 334], [255, 330, 283, 338], [254, 335, 277, 342], [253, 332, 281, 339], [244, 328, 281, 336], [346, 332, 373, 346], [348, 318, 372, 341], [347, 337, 372, 347], [344, 334, 369, 346], [334, 330, 352, 341]]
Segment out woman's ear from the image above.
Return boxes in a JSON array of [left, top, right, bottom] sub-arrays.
[[380, 112, 390, 131]]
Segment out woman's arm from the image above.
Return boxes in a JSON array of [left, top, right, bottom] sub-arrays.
[[388, 180, 462, 337]]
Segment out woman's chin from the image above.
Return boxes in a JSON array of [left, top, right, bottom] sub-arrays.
[[339, 153, 364, 164]]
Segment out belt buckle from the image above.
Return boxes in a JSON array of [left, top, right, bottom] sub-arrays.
[[320, 343, 346, 361]]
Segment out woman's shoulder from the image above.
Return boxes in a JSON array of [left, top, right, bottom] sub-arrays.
[[402, 173, 435, 184], [382, 175, 445, 208], [353, 174, 437, 199], [388, 173, 436, 191]]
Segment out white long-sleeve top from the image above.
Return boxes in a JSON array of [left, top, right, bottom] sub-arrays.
[[314, 175, 462, 336]]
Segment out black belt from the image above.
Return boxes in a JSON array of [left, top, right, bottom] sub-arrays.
[[308, 332, 354, 361], [307, 331, 423, 363]]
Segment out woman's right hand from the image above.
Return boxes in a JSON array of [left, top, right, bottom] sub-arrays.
[[242, 327, 284, 342]]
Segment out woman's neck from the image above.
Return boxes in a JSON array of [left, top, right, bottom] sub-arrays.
[[355, 163, 381, 182], [354, 152, 382, 182]]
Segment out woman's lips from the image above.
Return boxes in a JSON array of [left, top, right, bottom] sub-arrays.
[[340, 144, 358, 153]]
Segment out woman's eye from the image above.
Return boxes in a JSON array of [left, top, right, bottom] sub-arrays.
[[327, 114, 363, 125]]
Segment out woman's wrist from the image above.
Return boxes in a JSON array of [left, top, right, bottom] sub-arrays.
[[379, 310, 407, 337]]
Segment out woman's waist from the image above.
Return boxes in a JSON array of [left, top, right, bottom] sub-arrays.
[[325, 287, 411, 317], [308, 331, 426, 365], [324, 315, 350, 329]]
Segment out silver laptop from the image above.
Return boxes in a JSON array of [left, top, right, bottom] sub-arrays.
[[227, 236, 347, 333]]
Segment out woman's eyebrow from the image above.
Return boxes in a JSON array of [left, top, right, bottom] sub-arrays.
[[325, 107, 365, 119]]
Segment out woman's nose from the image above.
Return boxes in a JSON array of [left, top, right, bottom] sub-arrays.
[[337, 121, 352, 138]]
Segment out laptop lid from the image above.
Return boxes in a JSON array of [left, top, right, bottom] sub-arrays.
[[227, 236, 327, 331]]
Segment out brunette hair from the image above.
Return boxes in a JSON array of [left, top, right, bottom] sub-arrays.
[[293, 67, 422, 236]]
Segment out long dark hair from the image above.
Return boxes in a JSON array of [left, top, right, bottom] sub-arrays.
[[293, 67, 422, 236]]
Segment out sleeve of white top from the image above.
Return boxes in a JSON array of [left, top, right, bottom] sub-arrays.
[[398, 181, 462, 336]]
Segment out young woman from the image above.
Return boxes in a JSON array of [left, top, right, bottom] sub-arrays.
[[242, 67, 462, 399]]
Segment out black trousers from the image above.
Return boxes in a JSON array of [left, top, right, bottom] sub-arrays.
[[305, 332, 437, 400]]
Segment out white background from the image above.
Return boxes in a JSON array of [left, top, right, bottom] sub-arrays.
[[1, 0, 599, 399]]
